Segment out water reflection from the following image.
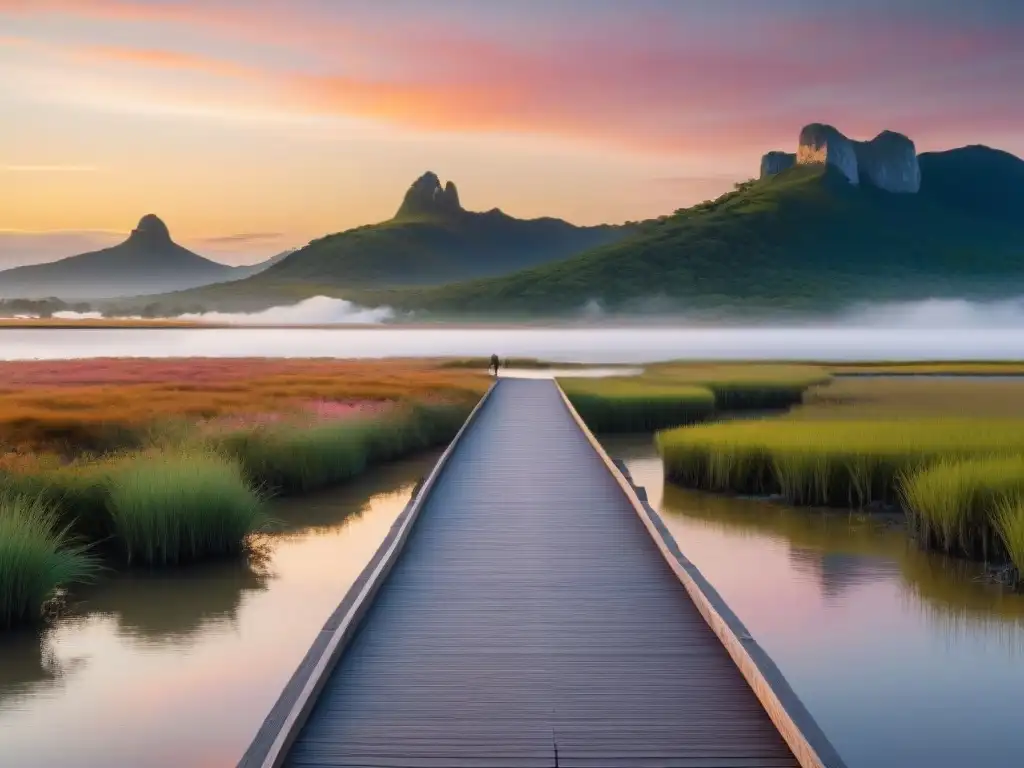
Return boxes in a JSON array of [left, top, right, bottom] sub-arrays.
[[604, 433, 1024, 768], [0, 630, 83, 713], [271, 455, 435, 537], [788, 549, 895, 601], [0, 451, 438, 768], [82, 561, 270, 648]]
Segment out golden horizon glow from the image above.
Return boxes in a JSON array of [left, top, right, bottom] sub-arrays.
[[1, 1, 1022, 265]]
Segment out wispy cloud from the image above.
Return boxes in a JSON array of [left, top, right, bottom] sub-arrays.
[[1, 164, 100, 172], [3, 4, 1020, 156], [199, 232, 285, 244], [72, 43, 253, 78]]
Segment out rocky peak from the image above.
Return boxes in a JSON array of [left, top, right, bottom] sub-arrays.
[[760, 151, 796, 177], [395, 172, 463, 219], [797, 123, 860, 186], [761, 124, 921, 193], [127, 214, 173, 248], [853, 130, 920, 193]]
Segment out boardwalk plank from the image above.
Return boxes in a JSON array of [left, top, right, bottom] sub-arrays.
[[276, 379, 799, 767]]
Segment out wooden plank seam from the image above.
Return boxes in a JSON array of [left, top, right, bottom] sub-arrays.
[[553, 381, 849, 768], [254, 379, 500, 768]]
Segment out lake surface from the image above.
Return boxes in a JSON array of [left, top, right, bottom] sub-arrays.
[[3, 325, 1024, 361], [606, 435, 1024, 768], [0, 452, 438, 768], [3, 437, 1024, 767]]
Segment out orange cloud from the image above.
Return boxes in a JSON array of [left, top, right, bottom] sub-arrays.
[[3, 3, 1023, 159]]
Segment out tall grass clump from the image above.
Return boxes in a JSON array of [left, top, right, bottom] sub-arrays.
[[106, 450, 266, 566], [658, 419, 1024, 508], [901, 456, 1024, 558], [215, 402, 470, 495], [0, 495, 98, 628], [560, 378, 715, 432], [995, 498, 1024, 579], [0, 466, 112, 544]]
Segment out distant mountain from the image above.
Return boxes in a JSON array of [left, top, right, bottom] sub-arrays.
[[229, 171, 629, 288], [917, 145, 1024, 220], [232, 248, 296, 279], [392, 144, 1024, 317], [0, 215, 265, 300]]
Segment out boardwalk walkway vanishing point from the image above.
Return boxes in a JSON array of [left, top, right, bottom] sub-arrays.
[[239, 378, 846, 768]]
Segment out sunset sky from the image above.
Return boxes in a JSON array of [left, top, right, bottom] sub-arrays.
[[1, 0, 1022, 266]]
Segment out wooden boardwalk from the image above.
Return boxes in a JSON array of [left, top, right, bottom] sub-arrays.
[[240, 378, 844, 768]]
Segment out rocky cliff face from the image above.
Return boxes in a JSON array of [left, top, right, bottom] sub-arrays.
[[395, 172, 463, 219], [760, 124, 921, 193], [798, 124, 860, 185], [760, 151, 796, 177], [853, 130, 920, 193]]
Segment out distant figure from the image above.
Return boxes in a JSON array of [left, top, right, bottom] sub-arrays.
[[489, 353, 500, 376]]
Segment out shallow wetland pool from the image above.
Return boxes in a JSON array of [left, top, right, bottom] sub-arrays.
[[0, 452, 440, 768], [2, 433, 1024, 767], [608, 435, 1024, 768]]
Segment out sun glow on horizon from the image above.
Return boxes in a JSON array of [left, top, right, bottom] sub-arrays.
[[1, 0, 1022, 265]]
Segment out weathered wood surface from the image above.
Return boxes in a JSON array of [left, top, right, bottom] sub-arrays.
[[244, 378, 845, 768]]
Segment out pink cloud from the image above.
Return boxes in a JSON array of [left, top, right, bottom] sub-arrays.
[[2, 2, 1021, 157]]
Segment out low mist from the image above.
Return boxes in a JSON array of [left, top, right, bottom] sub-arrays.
[[27, 295, 1024, 343], [52, 296, 397, 325], [838, 298, 1024, 328]]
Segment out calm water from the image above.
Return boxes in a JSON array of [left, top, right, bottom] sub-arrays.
[[3, 326, 1024, 361], [0, 452, 439, 768], [606, 435, 1024, 768], [3, 439, 1024, 767]]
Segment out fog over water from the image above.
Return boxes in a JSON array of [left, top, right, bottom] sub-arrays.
[[5, 297, 1024, 361], [838, 297, 1024, 328]]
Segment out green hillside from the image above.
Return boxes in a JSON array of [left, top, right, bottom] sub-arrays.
[[120, 172, 630, 314], [393, 150, 1024, 316], [239, 172, 626, 288]]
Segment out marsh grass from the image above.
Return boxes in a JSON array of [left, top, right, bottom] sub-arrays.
[[0, 358, 485, 451], [215, 403, 469, 494], [900, 456, 1024, 558], [658, 419, 1024, 508], [0, 495, 98, 627], [560, 364, 829, 433], [995, 498, 1024, 579], [559, 378, 716, 432], [106, 451, 266, 566], [0, 466, 112, 544], [792, 377, 1024, 420], [643, 364, 831, 410]]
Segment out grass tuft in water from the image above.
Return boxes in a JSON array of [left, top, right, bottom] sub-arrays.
[[560, 364, 829, 433], [106, 450, 266, 566], [995, 498, 1024, 580], [0, 494, 98, 628], [901, 456, 1024, 557], [560, 378, 716, 432], [658, 419, 1024, 508]]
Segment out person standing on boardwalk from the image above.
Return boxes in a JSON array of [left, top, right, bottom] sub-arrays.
[[489, 353, 500, 376]]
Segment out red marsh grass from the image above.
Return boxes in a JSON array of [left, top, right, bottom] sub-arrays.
[[0, 358, 487, 451], [0, 359, 483, 624]]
